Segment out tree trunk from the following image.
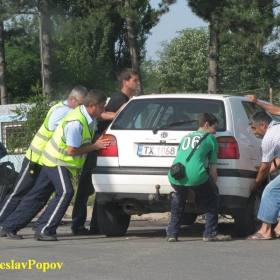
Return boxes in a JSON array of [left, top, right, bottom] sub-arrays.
[[124, 0, 143, 95], [38, 0, 52, 96], [208, 13, 219, 94], [0, 21, 8, 104]]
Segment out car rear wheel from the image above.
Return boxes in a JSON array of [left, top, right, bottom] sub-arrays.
[[233, 187, 263, 237], [97, 203, 131, 237]]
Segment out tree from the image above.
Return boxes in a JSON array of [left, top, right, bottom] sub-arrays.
[[140, 59, 160, 94], [38, 0, 53, 95], [123, 0, 144, 95], [120, 0, 178, 95], [187, 0, 280, 94], [51, 0, 175, 95], [187, 0, 223, 94], [4, 17, 41, 102], [0, 20, 7, 104], [2, 0, 72, 97], [0, 0, 11, 104], [154, 26, 280, 95], [1, 0, 179, 100], [156, 28, 209, 93]]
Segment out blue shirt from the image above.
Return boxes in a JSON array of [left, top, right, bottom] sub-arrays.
[[47, 100, 71, 131], [64, 105, 97, 148]]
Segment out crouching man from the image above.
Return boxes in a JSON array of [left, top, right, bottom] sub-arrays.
[[166, 112, 231, 242]]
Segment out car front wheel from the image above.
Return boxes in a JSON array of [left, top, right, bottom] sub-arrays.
[[97, 203, 131, 237]]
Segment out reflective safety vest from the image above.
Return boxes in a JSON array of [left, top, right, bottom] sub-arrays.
[[26, 102, 66, 165], [42, 106, 95, 176]]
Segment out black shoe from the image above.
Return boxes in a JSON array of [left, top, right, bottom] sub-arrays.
[[89, 227, 101, 234], [34, 232, 58, 241], [72, 227, 100, 235], [1, 227, 23, 240]]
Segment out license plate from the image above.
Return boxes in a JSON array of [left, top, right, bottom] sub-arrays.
[[137, 144, 178, 157]]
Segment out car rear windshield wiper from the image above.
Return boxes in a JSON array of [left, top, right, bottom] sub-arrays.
[[153, 120, 197, 134]]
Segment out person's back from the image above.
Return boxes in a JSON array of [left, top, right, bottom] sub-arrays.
[[169, 130, 217, 187], [166, 112, 231, 242], [97, 91, 129, 134]]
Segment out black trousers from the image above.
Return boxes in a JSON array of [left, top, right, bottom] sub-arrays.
[[167, 177, 220, 238], [71, 151, 99, 231]]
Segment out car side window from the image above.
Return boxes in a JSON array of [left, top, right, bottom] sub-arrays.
[[242, 102, 264, 119]]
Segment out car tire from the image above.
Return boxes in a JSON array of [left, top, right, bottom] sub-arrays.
[[233, 187, 263, 237], [97, 203, 131, 237], [181, 213, 198, 225]]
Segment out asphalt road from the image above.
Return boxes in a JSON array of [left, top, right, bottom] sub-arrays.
[[0, 219, 279, 280]]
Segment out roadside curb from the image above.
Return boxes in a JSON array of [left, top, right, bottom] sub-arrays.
[[64, 206, 171, 221]]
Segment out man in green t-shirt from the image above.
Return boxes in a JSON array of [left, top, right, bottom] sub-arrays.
[[166, 112, 231, 242]]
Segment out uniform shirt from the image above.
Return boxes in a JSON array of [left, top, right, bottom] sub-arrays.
[[168, 130, 218, 186], [261, 121, 280, 162], [47, 100, 71, 131], [97, 91, 129, 134], [64, 105, 97, 148]]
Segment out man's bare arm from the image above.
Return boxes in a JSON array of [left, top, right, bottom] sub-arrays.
[[245, 95, 280, 115], [249, 161, 271, 195], [98, 111, 116, 121]]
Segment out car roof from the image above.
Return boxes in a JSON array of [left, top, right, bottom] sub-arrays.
[[132, 93, 248, 101], [130, 94, 270, 105]]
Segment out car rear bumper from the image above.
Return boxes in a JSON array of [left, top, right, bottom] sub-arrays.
[[92, 166, 256, 209], [96, 192, 248, 213], [92, 166, 257, 177]]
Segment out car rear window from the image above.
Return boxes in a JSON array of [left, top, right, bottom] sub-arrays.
[[111, 98, 226, 132]]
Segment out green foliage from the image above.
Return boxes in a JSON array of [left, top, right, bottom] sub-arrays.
[[218, 1, 280, 96], [140, 59, 161, 94], [154, 26, 280, 96], [2, 0, 178, 100], [155, 28, 209, 93], [5, 16, 41, 102], [7, 92, 52, 153], [186, 0, 280, 94], [187, 0, 224, 21], [219, 41, 280, 96]]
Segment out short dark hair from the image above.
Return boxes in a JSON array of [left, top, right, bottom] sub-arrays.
[[249, 111, 272, 126], [117, 68, 138, 84], [84, 89, 107, 107], [197, 112, 219, 128]]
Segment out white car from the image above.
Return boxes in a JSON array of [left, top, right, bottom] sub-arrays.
[[92, 94, 278, 237]]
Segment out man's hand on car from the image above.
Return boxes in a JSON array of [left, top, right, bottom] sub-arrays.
[[248, 181, 259, 196], [245, 94, 258, 103]]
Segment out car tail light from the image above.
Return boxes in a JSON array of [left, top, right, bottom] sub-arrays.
[[216, 136, 240, 159], [97, 134, 118, 157]]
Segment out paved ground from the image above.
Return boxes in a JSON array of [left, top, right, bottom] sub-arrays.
[[1, 217, 280, 280]]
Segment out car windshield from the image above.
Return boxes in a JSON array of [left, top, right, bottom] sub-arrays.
[[111, 98, 226, 132]]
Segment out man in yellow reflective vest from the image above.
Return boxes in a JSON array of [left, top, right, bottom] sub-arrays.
[[0, 86, 87, 234], [1, 89, 108, 241]]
